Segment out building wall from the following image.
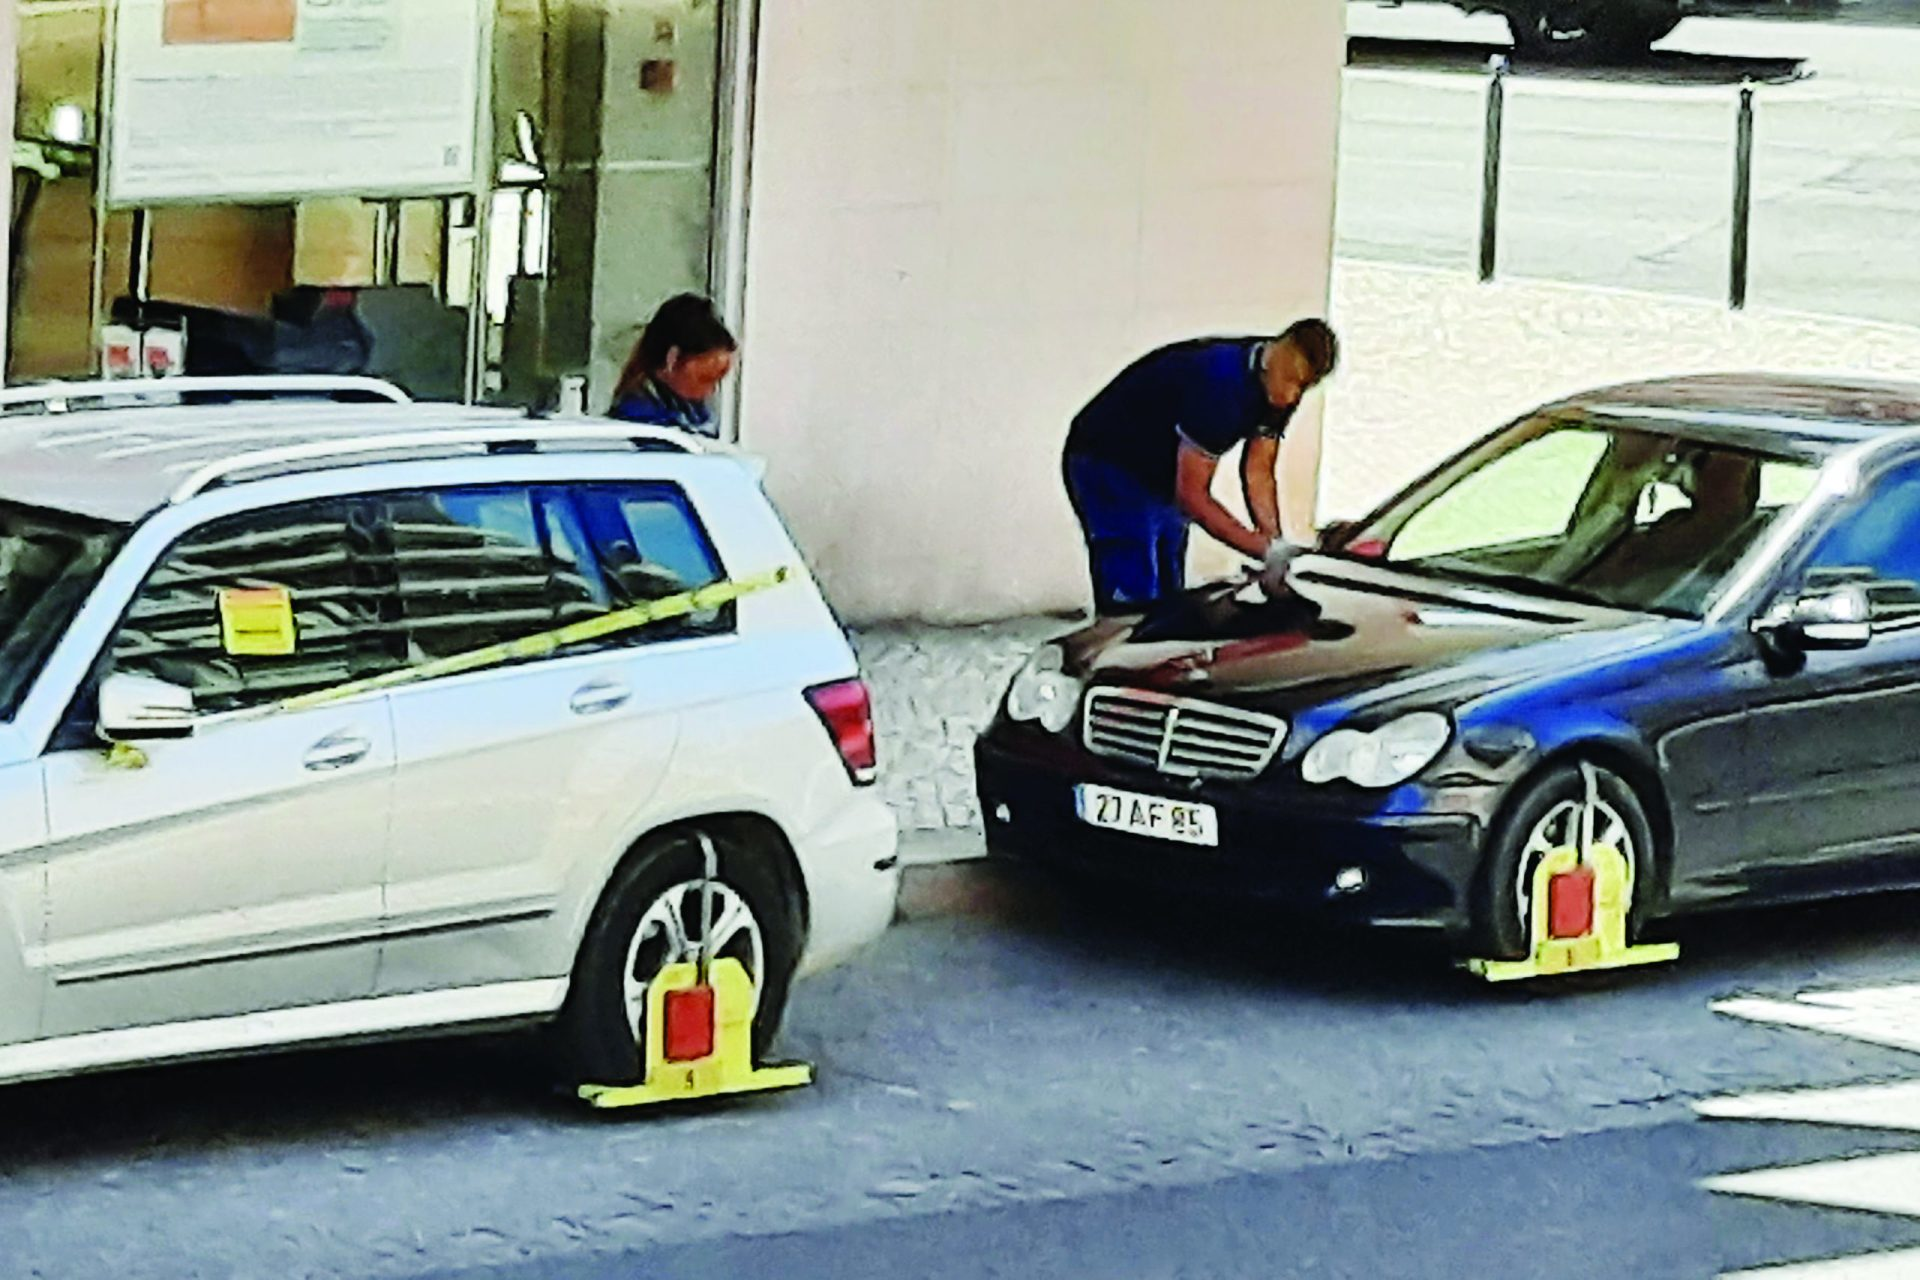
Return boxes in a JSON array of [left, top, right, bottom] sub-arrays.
[[739, 0, 1346, 624]]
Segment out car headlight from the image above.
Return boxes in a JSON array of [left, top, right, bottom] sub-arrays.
[[1006, 644, 1083, 734], [1301, 712, 1452, 788]]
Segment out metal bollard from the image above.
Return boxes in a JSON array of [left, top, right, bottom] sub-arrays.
[[1480, 55, 1510, 284], [1730, 81, 1756, 311]]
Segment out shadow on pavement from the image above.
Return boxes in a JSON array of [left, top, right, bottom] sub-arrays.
[[1347, 35, 1809, 86], [904, 860, 1486, 1003], [9, 861, 1920, 1171], [909, 859, 1920, 1004], [0, 1028, 571, 1170], [1675, 887, 1920, 970]]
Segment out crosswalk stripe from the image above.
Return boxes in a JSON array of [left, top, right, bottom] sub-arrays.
[[1697, 1080, 1920, 1131], [1722, 1247, 1920, 1278], [1706, 985, 1920, 1277], [1706, 1151, 1920, 1218], [1712, 996, 1920, 1055]]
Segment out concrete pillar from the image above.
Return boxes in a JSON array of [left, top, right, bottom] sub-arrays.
[[540, 0, 726, 412]]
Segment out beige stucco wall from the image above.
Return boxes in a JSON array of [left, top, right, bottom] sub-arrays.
[[738, 0, 1346, 625]]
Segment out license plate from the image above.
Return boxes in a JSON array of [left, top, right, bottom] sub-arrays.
[[1075, 785, 1219, 847]]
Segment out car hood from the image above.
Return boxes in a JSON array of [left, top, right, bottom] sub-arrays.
[[1070, 557, 1690, 719]]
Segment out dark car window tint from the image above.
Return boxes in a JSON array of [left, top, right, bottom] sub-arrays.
[[1804, 463, 1920, 616], [387, 487, 602, 662], [542, 493, 615, 624], [0, 504, 123, 721], [570, 484, 733, 640], [111, 500, 403, 715]]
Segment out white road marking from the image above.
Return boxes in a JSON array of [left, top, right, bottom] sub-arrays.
[[1705, 984, 1920, 1276], [1798, 988, 1920, 1015], [1698, 1080, 1920, 1132], [1713, 994, 1920, 1055], [1707, 1151, 1920, 1218], [1723, 1248, 1920, 1278]]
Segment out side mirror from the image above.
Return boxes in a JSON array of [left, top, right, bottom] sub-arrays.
[[98, 673, 196, 741], [1755, 584, 1874, 654]]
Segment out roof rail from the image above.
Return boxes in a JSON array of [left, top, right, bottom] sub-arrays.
[[168, 422, 722, 504], [0, 375, 411, 415]]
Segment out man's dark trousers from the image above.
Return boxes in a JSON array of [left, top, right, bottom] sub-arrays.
[[1063, 453, 1189, 615]]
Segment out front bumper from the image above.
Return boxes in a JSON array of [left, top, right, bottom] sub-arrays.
[[975, 725, 1486, 940]]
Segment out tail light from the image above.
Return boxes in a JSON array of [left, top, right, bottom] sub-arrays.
[[806, 679, 878, 786]]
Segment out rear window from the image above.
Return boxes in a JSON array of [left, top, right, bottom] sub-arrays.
[[384, 483, 731, 665], [570, 484, 729, 632], [386, 488, 600, 662]]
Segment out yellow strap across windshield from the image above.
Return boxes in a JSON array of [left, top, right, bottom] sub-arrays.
[[273, 565, 795, 714]]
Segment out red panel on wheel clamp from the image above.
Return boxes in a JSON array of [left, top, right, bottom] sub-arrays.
[[663, 986, 716, 1062], [1548, 866, 1597, 940]]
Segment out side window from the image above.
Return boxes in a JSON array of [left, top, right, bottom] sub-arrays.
[[111, 500, 403, 715], [1761, 461, 1818, 511], [571, 484, 733, 640], [386, 487, 603, 661], [1803, 462, 1920, 623]]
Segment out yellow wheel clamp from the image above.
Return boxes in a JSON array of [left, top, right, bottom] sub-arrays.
[[578, 832, 813, 1110], [1465, 762, 1679, 982]]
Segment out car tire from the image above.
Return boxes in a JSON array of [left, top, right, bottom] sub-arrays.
[[1471, 762, 1657, 961], [552, 825, 803, 1087]]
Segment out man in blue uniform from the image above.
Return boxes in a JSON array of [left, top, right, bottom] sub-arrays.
[[1062, 319, 1339, 615]]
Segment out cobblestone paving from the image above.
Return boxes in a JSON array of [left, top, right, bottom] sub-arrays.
[[854, 619, 1072, 833]]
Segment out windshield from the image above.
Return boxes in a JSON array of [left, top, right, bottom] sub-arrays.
[[0, 503, 124, 721], [1331, 416, 1820, 618]]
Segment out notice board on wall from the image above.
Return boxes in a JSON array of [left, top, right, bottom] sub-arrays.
[[106, 0, 488, 207]]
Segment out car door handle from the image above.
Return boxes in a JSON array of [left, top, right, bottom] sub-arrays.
[[570, 681, 633, 716], [304, 732, 374, 772]]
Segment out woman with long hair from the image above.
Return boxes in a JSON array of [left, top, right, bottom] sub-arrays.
[[608, 293, 738, 437]]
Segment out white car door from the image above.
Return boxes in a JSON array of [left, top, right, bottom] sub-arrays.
[[0, 750, 49, 1053], [0, 500, 132, 1056], [374, 482, 737, 995], [35, 498, 399, 1040]]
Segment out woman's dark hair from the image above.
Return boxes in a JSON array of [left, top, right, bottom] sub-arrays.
[[1280, 318, 1339, 382], [615, 293, 737, 400]]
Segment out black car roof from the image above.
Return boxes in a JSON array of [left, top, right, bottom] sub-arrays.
[[1543, 373, 1920, 460]]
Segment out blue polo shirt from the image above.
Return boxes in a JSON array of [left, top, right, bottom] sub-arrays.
[[1065, 338, 1288, 501]]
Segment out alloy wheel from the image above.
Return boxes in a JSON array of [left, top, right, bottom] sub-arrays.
[[620, 878, 766, 1042], [1514, 796, 1635, 934]]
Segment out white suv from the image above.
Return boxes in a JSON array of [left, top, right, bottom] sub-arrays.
[[0, 376, 898, 1087]]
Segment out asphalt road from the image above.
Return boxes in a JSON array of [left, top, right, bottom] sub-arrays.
[[1339, 3, 1920, 325], [8, 856, 1920, 1278], [418, 1122, 1920, 1280]]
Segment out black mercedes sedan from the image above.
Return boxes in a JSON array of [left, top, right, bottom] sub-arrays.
[[976, 374, 1920, 961]]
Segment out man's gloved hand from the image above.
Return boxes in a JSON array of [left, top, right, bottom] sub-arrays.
[[1257, 538, 1301, 599]]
